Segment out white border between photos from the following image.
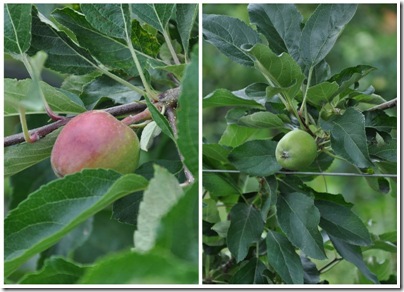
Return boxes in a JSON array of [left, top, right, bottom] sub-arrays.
[[1, 0, 401, 290]]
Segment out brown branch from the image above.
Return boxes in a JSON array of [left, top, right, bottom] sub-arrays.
[[4, 102, 147, 147], [366, 97, 397, 111]]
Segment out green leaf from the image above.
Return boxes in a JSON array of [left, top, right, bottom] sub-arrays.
[[79, 249, 198, 284], [9, 159, 56, 210], [145, 96, 175, 141], [131, 20, 161, 58], [111, 192, 143, 226], [300, 4, 357, 66], [5, 129, 60, 177], [228, 139, 281, 176], [4, 169, 148, 276], [140, 121, 162, 152], [203, 14, 260, 66], [329, 235, 379, 284], [301, 255, 320, 284], [4, 4, 32, 54], [80, 4, 131, 40], [203, 88, 264, 109], [73, 210, 134, 264], [219, 124, 269, 148], [132, 4, 175, 33], [248, 4, 302, 60], [243, 43, 305, 100], [134, 165, 183, 253], [177, 47, 198, 177], [52, 8, 164, 77], [203, 199, 221, 224], [315, 199, 372, 246], [30, 7, 97, 75], [202, 172, 241, 198], [328, 65, 376, 100], [81, 75, 143, 109], [369, 139, 397, 162], [238, 111, 286, 129], [176, 4, 198, 56], [19, 257, 86, 284], [151, 64, 186, 80], [5, 78, 86, 116], [306, 81, 339, 107], [203, 143, 231, 165], [276, 192, 326, 260], [155, 183, 198, 263], [266, 230, 304, 284], [227, 203, 264, 262], [232, 83, 271, 106], [320, 107, 372, 168], [230, 258, 268, 284], [61, 71, 102, 97]]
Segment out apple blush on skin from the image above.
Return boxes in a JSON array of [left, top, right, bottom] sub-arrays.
[[275, 129, 317, 171], [51, 110, 140, 177]]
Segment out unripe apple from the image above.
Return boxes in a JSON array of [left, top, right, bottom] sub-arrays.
[[51, 110, 140, 177], [275, 129, 317, 170]]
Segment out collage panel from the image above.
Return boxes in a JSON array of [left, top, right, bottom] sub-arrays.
[[4, 3, 198, 285], [202, 3, 398, 286]]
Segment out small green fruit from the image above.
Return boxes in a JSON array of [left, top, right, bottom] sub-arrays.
[[51, 110, 140, 177], [275, 129, 317, 170]]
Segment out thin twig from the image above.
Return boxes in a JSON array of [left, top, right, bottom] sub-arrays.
[[366, 98, 397, 111], [4, 102, 147, 147], [202, 169, 397, 178]]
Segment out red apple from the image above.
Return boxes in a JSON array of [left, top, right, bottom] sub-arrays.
[[51, 110, 140, 177]]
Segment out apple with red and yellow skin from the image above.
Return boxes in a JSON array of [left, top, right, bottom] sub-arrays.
[[51, 110, 140, 177], [275, 129, 317, 170]]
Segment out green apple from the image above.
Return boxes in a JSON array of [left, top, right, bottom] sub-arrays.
[[51, 110, 140, 177], [275, 129, 317, 170]]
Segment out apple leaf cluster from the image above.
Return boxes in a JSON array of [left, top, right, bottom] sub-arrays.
[[203, 4, 397, 284], [4, 3, 198, 284]]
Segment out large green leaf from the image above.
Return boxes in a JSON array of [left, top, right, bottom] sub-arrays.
[[228, 139, 281, 176], [134, 165, 183, 253], [300, 4, 357, 66], [29, 7, 97, 75], [78, 249, 198, 284], [266, 230, 304, 284], [203, 14, 260, 66], [5, 129, 60, 177], [19, 257, 86, 284], [81, 75, 143, 109], [329, 235, 379, 284], [243, 43, 305, 100], [320, 107, 372, 168], [5, 78, 85, 116], [176, 4, 198, 56], [202, 172, 241, 198], [306, 81, 339, 107], [155, 183, 198, 263], [52, 8, 164, 77], [238, 111, 286, 129], [4, 4, 32, 54], [203, 88, 264, 109], [248, 4, 302, 61], [276, 192, 326, 260], [177, 47, 198, 177], [219, 124, 269, 148], [4, 169, 148, 276], [315, 199, 372, 246], [80, 4, 131, 40], [227, 203, 264, 262], [132, 4, 175, 33]]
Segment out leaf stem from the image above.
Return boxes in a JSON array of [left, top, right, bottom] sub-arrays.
[[163, 29, 181, 65], [299, 65, 313, 122]]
